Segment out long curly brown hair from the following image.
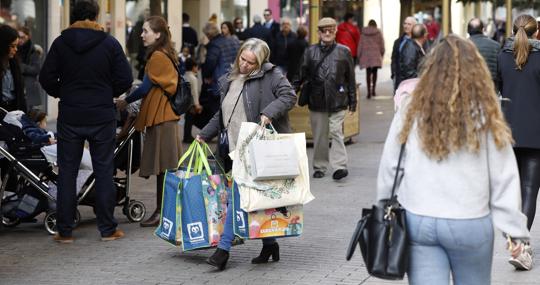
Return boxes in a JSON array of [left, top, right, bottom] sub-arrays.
[[398, 34, 512, 160]]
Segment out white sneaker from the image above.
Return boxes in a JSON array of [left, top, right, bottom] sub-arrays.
[[509, 244, 534, 271]]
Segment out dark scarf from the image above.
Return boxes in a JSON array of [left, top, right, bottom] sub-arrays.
[[18, 39, 33, 64]]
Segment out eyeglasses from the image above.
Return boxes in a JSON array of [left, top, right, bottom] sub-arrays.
[[263, 13, 271, 16], [8, 44, 17, 49], [318, 27, 336, 34]]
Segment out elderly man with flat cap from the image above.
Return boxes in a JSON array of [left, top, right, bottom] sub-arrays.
[[294, 17, 356, 181]]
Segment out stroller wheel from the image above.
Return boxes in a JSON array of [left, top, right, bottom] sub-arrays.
[[126, 200, 146, 222], [44, 210, 81, 235], [2, 216, 21, 227]]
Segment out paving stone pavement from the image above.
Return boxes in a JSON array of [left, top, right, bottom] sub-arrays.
[[1, 67, 540, 284]]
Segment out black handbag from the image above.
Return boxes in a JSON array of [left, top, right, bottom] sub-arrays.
[[217, 89, 243, 172], [298, 44, 336, 107], [164, 56, 193, 116], [346, 144, 408, 280]]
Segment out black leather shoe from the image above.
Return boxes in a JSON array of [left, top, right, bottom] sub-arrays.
[[206, 248, 229, 270], [313, 171, 325, 178], [251, 243, 280, 264], [140, 210, 160, 227], [333, 169, 348, 180]]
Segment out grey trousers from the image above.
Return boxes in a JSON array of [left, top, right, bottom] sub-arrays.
[[310, 110, 348, 172]]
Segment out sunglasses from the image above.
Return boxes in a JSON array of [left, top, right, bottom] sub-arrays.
[[318, 27, 336, 34], [264, 13, 271, 16]]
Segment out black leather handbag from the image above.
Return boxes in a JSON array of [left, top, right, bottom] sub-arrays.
[[346, 144, 408, 280], [164, 56, 193, 116]]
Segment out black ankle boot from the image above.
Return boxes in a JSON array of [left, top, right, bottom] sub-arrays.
[[206, 248, 229, 270], [251, 243, 280, 264]]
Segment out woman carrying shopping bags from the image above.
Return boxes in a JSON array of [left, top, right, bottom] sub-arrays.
[[116, 16, 182, 227], [196, 38, 297, 270], [378, 35, 531, 284]]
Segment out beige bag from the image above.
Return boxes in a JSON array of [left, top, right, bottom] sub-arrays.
[[232, 122, 314, 212]]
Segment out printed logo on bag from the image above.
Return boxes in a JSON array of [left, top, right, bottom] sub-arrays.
[[161, 218, 173, 238], [187, 222, 205, 242], [236, 211, 246, 230]]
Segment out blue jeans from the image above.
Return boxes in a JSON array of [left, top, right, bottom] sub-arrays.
[[218, 190, 276, 251], [406, 211, 494, 285]]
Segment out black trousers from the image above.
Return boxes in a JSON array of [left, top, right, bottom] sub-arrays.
[[514, 147, 540, 230], [57, 120, 117, 237]]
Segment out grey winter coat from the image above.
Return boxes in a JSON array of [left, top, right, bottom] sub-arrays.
[[469, 34, 500, 85], [294, 42, 356, 113], [199, 62, 297, 141]]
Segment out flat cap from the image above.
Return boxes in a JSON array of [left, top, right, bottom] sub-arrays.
[[318, 17, 337, 28]]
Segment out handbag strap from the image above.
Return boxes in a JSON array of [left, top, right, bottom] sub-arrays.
[[310, 43, 336, 80], [389, 144, 406, 204], [220, 85, 244, 129]]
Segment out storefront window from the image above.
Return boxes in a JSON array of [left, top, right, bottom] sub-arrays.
[[322, 0, 363, 28], [1, 0, 47, 50], [221, 0, 249, 29], [280, 0, 309, 33]]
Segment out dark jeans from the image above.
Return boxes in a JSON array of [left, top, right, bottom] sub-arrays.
[[57, 120, 117, 237], [514, 147, 540, 230]]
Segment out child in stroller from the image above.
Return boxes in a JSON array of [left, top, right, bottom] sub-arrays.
[[0, 108, 146, 234]]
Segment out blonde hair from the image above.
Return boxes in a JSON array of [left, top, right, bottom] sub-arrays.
[[512, 14, 538, 70], [228, 38, 270, 80], [399, 35, 513, 160]]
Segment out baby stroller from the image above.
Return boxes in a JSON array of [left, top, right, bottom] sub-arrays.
[[0, 108, 146, 234]]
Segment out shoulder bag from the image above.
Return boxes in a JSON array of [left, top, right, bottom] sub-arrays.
[[346, 144, 408, 280], [298, 44, 336, 107], [164, 55, 193, 116]]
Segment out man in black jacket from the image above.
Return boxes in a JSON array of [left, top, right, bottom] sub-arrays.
[[468, 18, 500, 87], [182, 13, 198, 55], [396, 24, 427, 89], [294, 17, 356, 181], [39, 0, 133, 243], [391, 16, 416, 91]]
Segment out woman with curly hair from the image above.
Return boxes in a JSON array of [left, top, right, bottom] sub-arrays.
[[377, 34, 531, 284]]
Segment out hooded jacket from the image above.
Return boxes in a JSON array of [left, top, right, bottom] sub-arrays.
[[39, 20, 133, 125], [498, 37, 540, 148]]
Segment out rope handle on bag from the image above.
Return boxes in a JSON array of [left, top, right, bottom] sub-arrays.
[[175, 141, 212, 178]]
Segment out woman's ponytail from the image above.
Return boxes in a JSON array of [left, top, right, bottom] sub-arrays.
[[512, 14, 538, 70]]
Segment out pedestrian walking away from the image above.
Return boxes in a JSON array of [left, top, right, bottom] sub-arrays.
[[197, 38, 297, 270], [378, 35, 531, 285], [498, 15, 540, 241], [116, 16, 183, 228], [396, 24, 427, 90], [357, 19, 385, 99], [467, 18, 501, 88], [39, 0, 133, 243], [294, 17, 356, 181]]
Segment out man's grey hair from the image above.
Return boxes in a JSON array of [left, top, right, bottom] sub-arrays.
[[253, 15, 262, 23]]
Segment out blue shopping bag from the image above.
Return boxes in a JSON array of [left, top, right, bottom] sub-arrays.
[[232, 182, 249, 239], [179, 173, 211, 251], [155, 171, 182, 245]]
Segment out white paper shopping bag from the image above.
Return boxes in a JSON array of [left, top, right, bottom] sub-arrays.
[[248, 138, 299, 181]]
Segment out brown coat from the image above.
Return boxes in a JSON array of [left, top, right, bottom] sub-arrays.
[[134, 50, 180, 131], [357, 27, 385, 69]]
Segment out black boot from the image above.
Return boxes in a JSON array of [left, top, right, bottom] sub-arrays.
[[251, 243, 280, 264], [140, 173, 164, 227], [206, 248, 229, 270]]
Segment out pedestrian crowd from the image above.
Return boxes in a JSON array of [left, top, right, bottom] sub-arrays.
[[1, 0, 539, 283]]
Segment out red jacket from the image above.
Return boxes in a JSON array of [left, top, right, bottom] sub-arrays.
[[336, 22, 360, 58]]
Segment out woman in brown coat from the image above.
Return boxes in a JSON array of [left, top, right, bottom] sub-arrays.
[[117, 16, 182, 227], [357, 20, 385, 99]]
